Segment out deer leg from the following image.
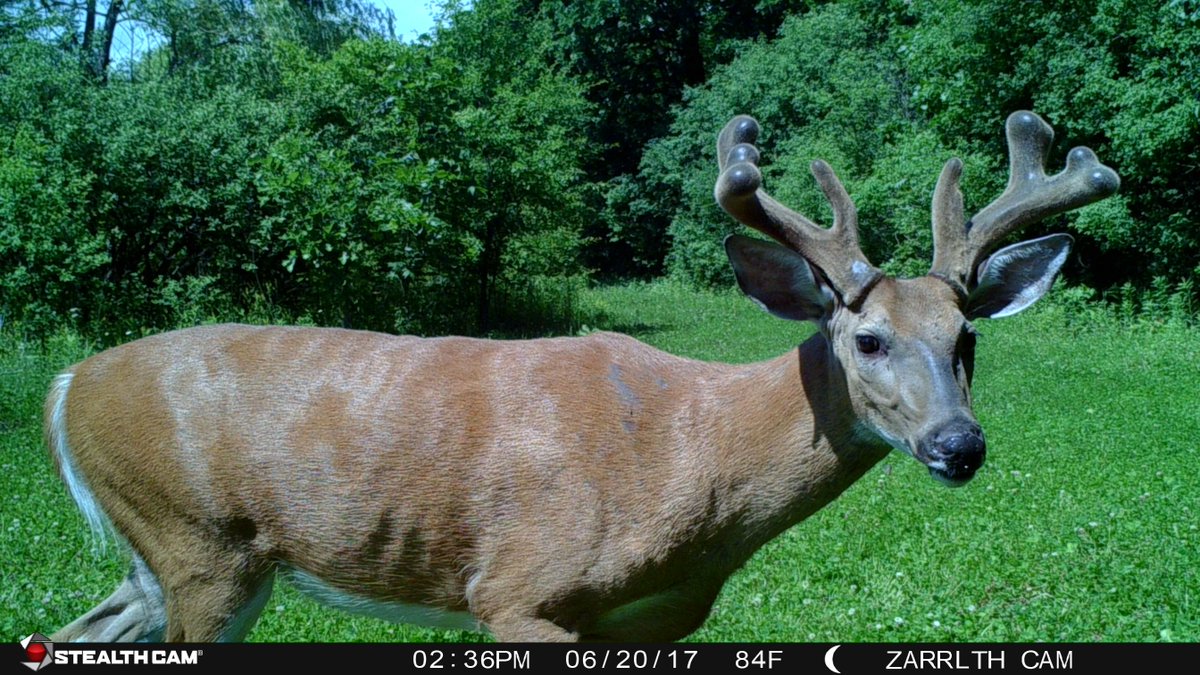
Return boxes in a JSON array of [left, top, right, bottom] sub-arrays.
[[160, 562, 276, 642], [219, 569, 276, 642], [53, 554, 166, 642], [471, 570, 578, 641]]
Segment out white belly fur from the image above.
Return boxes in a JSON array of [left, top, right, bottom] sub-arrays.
[[288, 568, 684, 638], [287, 569, 483, 633]]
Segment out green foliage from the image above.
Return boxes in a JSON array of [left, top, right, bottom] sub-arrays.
[[255, 39, 463, 332], [429, 3, 598, 331], [530, 0, 810, 277], [849, 132, 991, 278], [619, 0, 1198, 315], [0, 2, 594, 339], [899, 0, 1200, 292], [2, 0, 1198, 335], [0, 40, 102, 335], [640, 4, 909, 286], [1106, 277, 1199, 328], [538, 0, 807, 176], [87, 80, 287, 332]]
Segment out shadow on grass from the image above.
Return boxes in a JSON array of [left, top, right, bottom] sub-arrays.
[[488, 284, 677, 342], [589, 319, 673, 341]]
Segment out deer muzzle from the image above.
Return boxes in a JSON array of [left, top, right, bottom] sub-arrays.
[[919, 421, 986, 487]]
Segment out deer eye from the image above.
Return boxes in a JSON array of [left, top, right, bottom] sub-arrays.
[[856, 334, 882, 355]]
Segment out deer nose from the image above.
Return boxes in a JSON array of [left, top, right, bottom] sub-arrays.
[[921, 423, 986, 486], [930, 424, 986, 474]]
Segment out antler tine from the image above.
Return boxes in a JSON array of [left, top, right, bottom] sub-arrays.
[[930, 158, 969, 285], [714, 115, 881, 302], [930, 111, 1120, 288]]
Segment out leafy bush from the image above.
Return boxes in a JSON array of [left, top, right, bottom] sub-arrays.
[[3, 0, 1198, 335], [0, 9, 595, 339]]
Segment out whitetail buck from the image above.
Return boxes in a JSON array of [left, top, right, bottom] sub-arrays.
[[47, 111, 1117, 642]]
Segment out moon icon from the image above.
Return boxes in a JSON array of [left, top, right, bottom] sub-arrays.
[[824, 644, 842, 674]]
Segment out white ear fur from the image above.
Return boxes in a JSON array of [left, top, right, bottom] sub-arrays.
[[966, 233, 1072, 319]]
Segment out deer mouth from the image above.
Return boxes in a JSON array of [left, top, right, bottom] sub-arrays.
[[927, 464, 975, 487], [919, 447, 984, 487], [862, 424, 982, 487]]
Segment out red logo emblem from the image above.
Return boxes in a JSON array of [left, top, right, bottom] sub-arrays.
[[20, 633, 54, 671]]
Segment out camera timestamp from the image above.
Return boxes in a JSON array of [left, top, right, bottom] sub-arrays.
[[411, 648, 532, 670]]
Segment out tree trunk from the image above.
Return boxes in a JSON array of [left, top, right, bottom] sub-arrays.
[[98, 0, 124, 83], [83, 0, 97, 50], [676, 2, 706, 87], [477, 219, 497, 333], [82, 0, 98, 78]]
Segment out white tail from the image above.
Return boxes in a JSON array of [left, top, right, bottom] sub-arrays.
[[49, 112, 1117, 642], [46, 373, 110, 549]]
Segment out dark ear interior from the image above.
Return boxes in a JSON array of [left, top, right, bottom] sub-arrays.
[[966, 233, 1073, 319], [724, 234, 834, 322]]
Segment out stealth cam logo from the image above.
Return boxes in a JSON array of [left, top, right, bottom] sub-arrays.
[[20, 633, 54, 671]]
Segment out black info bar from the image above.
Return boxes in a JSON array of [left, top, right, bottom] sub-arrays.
[[10, 643, 1197, 674]]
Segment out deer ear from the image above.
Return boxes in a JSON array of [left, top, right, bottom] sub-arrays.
[[725, 234, 834, 322], [966, 233, 1072, 319]]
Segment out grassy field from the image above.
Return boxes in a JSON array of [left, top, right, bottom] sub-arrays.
[[2, 282, 1198, 642]]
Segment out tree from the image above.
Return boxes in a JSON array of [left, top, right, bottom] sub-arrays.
[[638, 4, 924, 286], [902, 0, 1199, 293], [1, 0, 594, 337], [632, 0, 1199, 303], [429, 0, 596, 332], [446, 0, 810, 278]]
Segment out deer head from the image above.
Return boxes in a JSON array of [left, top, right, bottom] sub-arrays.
[[716, 111, 1119, 486]]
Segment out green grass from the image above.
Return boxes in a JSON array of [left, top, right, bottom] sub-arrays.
[[2, 282, 1198, 642]]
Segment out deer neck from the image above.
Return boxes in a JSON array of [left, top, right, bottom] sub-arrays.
[[699, 332, 890, 546]]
